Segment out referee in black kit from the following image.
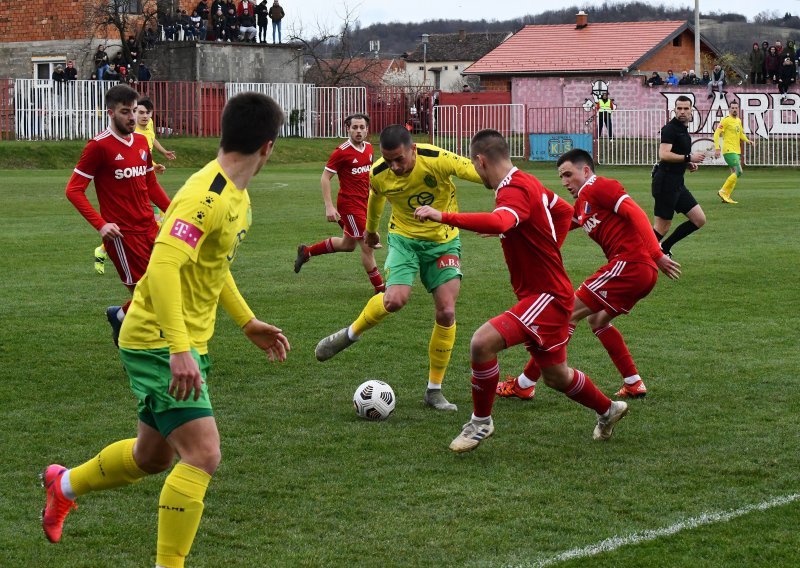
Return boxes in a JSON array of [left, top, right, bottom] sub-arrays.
[[651, 95, 707, 257]]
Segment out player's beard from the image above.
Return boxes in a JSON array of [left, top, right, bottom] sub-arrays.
[[114, 115, 136, 135]]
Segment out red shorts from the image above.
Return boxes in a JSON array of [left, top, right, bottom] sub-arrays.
[[489, 293, 572, 369], [104, 226, 158, 287], [337, 211, 367, 239], [576, 259, 658, 315]]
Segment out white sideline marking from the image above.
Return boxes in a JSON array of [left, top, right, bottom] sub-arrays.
[[527, 493, 800, 567]]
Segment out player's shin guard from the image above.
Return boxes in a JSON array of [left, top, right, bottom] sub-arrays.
[[471, 358, 500, 418], [157, 463, 211, 568], [564, 369, 612, 415], [593, 324, 637, 379], [428, 322, 456, 385], [350, 292, 391, 336], [68, 438, 147, 497]]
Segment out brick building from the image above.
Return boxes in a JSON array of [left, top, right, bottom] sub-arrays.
[[0, 0, 302, 82]]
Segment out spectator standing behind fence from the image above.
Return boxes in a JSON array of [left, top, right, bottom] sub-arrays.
[[646, 72, 663, 86], [94, 45, 109, 80], [596, 92, 615, 140], [256, 0, 269, 43], [786, 40, 797, 64], [706, 64, 725, 99], [764, 46, 780, 84], [104, 63, 121, 83], [269, 0, 284, 44], [699, 70, 710, 85], [749, 43, 764, 85], [665, 70, 678, 85], [677, 70, 691, 85], [52, 64, 66, 84], [63, 60, 78, 81], [778, 56, 797, 103]]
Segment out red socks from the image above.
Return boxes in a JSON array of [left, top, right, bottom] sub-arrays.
[[564, 369, 611, 414], [471, 358, 500, 418], [307, 238, 334, 257], [367, 266, 385, 293], [593, 324, 637, 379]]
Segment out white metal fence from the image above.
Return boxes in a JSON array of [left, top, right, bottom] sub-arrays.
[[432, 103, 526, 158]]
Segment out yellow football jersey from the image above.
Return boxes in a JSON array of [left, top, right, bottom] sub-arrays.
[[135, 119, 156, 151], [367, 143, 481, 242], [714, 116, 749, 155], [119, 160, 252, 354]]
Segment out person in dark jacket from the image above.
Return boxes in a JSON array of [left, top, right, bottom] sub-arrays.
[[64, 60, 78, 81], [748, 42, 764, 85], [764, 46, 781, 84], [256, 0, 269, 43], [646, 72, 664, 86], [778, 55, 797, 102], [268, 0, 284, 43]]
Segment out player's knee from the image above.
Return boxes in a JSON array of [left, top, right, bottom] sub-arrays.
[[693, 214, 706, 228], [435, 306, 456, 327], [136, 453, 174, 474], [469, 331, 495, 360], [383, 294, 407, 313], [540, 367, 570, 391], [340, 240, 356, 252]]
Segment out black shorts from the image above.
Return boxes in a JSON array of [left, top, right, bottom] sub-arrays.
[[651, 170, 698, 220]]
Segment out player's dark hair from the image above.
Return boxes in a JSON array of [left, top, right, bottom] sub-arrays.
[[557, 148, 595, 172], [379, 125, 412, 150], [729, 100, 739, 106], [675, 95, 692, 105], [137, 96, 154, 111], [220, 92, 284, 154], [469, 129, 509, 161], [345, 113, 370, 128], [105, 84, 138, 109]]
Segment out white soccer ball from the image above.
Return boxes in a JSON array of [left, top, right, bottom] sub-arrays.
[[353, 380, 396, 421]]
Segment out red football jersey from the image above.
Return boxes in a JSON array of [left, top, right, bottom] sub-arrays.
[[574, 175, 661, 265], [324, 140, 372, 214], [495, 168, 573, 302], [66, 129, 168, 234]]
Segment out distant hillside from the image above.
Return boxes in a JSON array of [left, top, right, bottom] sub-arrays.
[[343, 2, 799, 61]]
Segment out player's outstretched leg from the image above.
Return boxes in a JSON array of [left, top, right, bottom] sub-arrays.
[[40, 464, 77, 543], [449, 356, 500, 452], [593, 400, 629, 440], [315, 327, 358, 361]]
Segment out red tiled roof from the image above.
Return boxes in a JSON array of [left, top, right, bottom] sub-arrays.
[[465, 20, 690, 75]]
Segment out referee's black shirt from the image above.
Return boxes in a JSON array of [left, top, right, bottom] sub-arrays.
[[657, 117, 692, 174]]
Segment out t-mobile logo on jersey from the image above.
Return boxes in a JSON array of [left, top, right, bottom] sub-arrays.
[[170, 219, 204, 248]]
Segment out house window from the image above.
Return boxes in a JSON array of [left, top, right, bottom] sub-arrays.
[[444, 66, 448, 70], [454, 65, 459, 70], [31, 56, 66, 80], [672, 36, 682, 47], [114, 0, 144, 14], [418, 66, 423, 71]]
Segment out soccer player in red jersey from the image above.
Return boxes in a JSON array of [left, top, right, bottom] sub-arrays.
[[65, 84, 171, 346], [294, 114, 385, 294], [497, 149, 681, 401], [414, 130, 629, 453]]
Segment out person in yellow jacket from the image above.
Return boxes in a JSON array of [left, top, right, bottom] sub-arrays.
[[596, 92, 616, 140], [714, 100, 754, 204]]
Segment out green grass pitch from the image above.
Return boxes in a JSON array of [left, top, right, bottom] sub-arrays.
[[1, 146, 798, 566]]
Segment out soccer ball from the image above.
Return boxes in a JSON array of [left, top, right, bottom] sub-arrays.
[[353, 380, 396, 421]]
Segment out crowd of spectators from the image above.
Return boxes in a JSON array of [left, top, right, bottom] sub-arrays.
[[160, 0, 285, 44], [644, 37, 798, 102]]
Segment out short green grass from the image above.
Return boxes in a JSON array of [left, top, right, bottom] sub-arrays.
[[0, 151, 798, 567]]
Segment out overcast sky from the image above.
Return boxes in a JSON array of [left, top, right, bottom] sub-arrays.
[[284, 0, 781, 37]]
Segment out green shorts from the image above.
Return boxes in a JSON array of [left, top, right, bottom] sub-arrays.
[[723, 153, 742, 175], [384, 233, 462, 293], [119, 347, 214, 438]]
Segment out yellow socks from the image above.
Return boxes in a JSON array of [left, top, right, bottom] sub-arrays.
[[721, 173, 737, 197], [428, 322, 456, 386], [350, 292, 391, 336], [156, 463, 212, 568], [69, 438, 147, 496]]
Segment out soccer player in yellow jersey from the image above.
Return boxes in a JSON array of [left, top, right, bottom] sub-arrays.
[[41, 92, 290, 568], [315, 125, 482, 411], [714, 100, 754, 204]]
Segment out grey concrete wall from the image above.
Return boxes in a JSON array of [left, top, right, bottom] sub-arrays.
[[0, 40, 303, 83], [0, 40, 121, 79]]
